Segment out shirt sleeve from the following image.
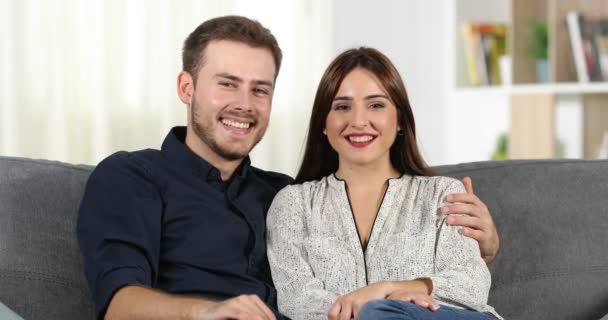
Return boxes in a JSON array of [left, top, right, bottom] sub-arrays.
[[266, 185, 339, 320], [429, 178, 492, 311], [76, 152, 163, 319]]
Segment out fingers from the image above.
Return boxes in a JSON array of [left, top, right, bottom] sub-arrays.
[[411, 296, 439, 311], [421, 297, 440, 312], [458, 226, 485, 241], [387, 292, 440, 312], [218, 295, 275, 320], [446, 215, 490, 241], [329, 297, 355, 320], [445, 214, 483, 230], [440, 203, 480, 217], [462, 176, 474, 194], [444, 192, 483, 207], [339, 301, 352, 320], [328, 301, 341, 320], [249, 295, 276, 320]]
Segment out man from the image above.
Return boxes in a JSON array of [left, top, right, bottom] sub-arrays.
[[77, 15, 499, 320]]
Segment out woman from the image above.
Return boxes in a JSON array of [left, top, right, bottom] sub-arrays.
[[266, 47, 501, 320]]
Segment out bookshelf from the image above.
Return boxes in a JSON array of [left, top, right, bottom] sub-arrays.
[[452, 0, 608, 160]]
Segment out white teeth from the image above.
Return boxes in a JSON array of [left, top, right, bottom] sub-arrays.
[[222, 119, 250, 129], [349, 135, 373, 142]]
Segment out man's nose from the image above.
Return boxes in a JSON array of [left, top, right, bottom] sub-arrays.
[[233, 88, 253, 112]]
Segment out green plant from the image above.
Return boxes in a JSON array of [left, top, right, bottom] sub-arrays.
[[527, 20, 548, 60], [491, 133, 508, 160]]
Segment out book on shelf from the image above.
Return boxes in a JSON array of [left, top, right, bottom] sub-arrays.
[[567, 11, 608, 82], [461, 23, 507, 86], [595, 20, 608, 80]]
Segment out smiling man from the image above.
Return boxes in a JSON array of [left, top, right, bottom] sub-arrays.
[[76, 15, 500, 320], [77, 16, 289, 320]]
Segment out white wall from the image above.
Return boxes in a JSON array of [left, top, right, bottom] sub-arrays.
[[331, 0, 449, 165]]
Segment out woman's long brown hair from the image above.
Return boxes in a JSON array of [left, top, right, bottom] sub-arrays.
[[294, 47, 434, 183]]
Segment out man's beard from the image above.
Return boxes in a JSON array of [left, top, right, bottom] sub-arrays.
[[190, 98, 265, 161]]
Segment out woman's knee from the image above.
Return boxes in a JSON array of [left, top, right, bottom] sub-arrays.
[[358, 299, 415, 320], [358, 300, 388, 320]]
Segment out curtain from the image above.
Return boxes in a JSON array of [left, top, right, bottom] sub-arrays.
[[0, 0, 332, 176]]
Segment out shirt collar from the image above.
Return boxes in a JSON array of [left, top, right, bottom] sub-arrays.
[[161, 126, 251, 183], [327, 172, 410, 189]]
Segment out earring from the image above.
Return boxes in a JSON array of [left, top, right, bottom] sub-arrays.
[[397, 129, 404, 136], [323, 129, 327, 135]]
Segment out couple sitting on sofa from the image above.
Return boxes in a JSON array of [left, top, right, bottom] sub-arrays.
[[76, 16, 502, 320]]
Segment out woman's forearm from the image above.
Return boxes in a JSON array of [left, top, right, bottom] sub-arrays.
[[380, 278, 433, 296]]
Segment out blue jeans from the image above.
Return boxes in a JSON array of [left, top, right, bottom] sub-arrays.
[[358, 300, 496, 320]]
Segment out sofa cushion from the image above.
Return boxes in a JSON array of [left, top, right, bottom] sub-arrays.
[[0, 156, 95, 319], [434, 159, 608, 320]]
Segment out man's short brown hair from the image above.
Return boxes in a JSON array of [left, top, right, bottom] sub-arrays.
[[182, 15, 282, 83]]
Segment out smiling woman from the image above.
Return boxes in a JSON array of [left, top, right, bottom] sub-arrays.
[[0, 0, 332, 176], [266, 47, 502, 320], [325, 68, 401, 170]]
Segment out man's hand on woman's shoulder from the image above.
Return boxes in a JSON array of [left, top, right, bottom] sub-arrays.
[[440, 177, 500, 264]]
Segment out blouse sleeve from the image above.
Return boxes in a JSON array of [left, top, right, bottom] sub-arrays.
[[429, 179, 492, 311], [266, 185, 338, 320]]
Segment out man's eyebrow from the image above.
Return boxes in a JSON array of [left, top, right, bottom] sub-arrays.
[[215, 73, 243, 83], [215, 73, 273, 87], [253, 79, 274, 87]]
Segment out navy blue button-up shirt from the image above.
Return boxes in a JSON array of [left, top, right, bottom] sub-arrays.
[[77, 127, 291, 319]]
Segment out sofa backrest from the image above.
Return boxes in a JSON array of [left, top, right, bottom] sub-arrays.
[[0, 156, 95, 319], [435, 159, 608, 320], [1, 156, 607, 320]]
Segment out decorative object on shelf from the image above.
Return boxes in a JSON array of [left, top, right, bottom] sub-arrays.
[[526, 20, 549, 83], [491, 133, 508, 160]]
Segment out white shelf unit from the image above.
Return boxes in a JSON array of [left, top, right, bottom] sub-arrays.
[[449, 0, 608, 160], [456, 82, 608, 95]]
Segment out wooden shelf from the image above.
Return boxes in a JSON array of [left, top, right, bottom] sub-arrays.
[[511, 82, 608, 94], [456, 82, 608, 96], [453, 0, 608, 160]]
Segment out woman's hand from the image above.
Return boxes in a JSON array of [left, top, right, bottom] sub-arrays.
[[327, 279, 432, 320], [386, 290, 440, 312], [327, 282, 390, 320]]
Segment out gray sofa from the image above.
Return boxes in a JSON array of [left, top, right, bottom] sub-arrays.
[[1, 155, 607, 320]]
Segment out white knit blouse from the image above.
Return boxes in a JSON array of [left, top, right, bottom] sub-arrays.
[[266, 174, 501, 320]]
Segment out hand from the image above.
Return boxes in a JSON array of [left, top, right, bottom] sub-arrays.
[[387, 290, 440, 312], [194, 294, 276, 320], [328, 282, 390, 320], [441, 176, 500, 263]]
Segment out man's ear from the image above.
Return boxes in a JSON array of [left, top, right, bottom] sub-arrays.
[[177, 71, 194, 105]]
